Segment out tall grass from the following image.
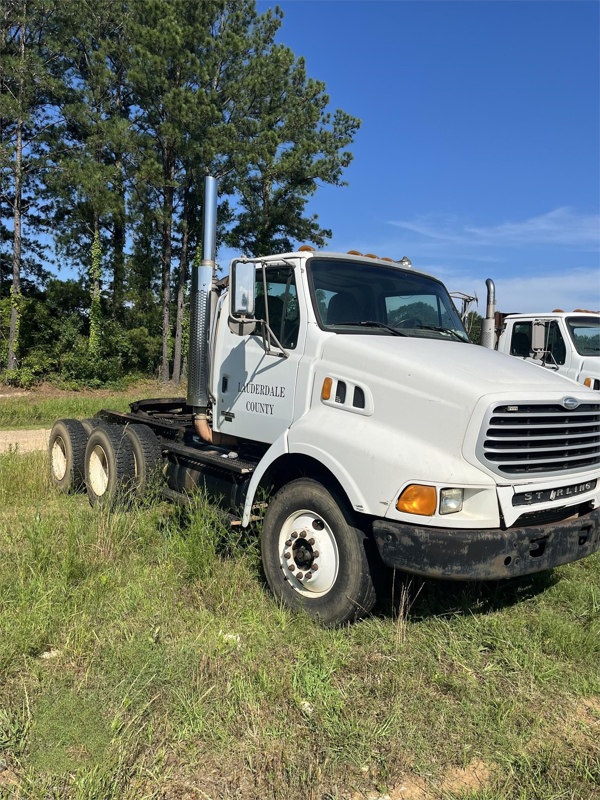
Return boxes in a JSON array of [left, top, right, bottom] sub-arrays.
[[0, 449, 598, 798], [0, 381, 182, 429]]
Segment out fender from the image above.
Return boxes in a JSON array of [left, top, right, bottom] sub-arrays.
[[242, 430, 289, 526], [242, 432, 369, 526]]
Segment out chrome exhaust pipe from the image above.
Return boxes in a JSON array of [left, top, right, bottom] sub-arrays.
[[480, 278, 496, 349], [187, 176, 217, 410]]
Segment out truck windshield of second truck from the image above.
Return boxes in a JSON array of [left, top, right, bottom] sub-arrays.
[[309, 259, 470, 342], [566, 317, 600, 356]]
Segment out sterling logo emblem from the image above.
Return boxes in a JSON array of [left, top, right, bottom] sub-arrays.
[[563, 397, 579, 410]]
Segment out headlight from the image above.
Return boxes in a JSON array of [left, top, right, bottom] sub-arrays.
[[440, 488, 464, 515]]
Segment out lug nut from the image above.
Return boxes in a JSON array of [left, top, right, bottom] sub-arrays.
[[285, 539, 292, 546], [305, 572, 313, 580], [291, 532, 298, 540], [289, 563, 295, 571], [284, 552, 291, 559], [297, 572, 304, 580], [308, 537, 315, 546], [312, 550, 320, 558], [312, 563, 319, 571]]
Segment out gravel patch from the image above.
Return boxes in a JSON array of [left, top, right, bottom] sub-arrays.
[[0, 429, 51, 454]]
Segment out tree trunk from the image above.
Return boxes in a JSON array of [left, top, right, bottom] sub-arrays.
[[112, 200, 125, 318], [160, 154, 175, 384], [111, 79, 125, 320], [7, 16, 25, 373], [172, 187, 189, 386]]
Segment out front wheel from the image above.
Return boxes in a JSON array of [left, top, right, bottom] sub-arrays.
[[261, 478, 377, 627]]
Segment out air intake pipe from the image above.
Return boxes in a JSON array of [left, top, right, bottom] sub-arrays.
[[480, 278, 496, 349], [187, 176, 235, 445]]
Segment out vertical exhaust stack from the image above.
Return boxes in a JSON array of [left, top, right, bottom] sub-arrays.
[[187, 176, 218, 413], [480, 278, 496, 349]]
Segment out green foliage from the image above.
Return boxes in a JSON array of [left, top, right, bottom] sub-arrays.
[[1, 1, 360, 385], [466, 310, 484, 344]]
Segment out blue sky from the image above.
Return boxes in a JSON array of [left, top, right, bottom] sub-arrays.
[[251, 0, 600, 314]]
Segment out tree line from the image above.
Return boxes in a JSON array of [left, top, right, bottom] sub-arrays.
[[0, 0, 359, 387]]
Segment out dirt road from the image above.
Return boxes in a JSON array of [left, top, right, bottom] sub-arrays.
[[0, 429, 51, 454]]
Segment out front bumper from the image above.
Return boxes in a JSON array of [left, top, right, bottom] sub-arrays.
[[372, 507, 600, 581]]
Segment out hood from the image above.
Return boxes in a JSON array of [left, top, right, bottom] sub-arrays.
[[581, 357, 600, 379], [321, 335, 580, 406]]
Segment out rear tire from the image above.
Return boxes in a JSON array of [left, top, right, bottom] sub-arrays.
[[84, 425, 135, 508], [81, 417, 103, 436], [49, 419, 88, 493], [124, 424, 163, 497], [261, 478, 377, 627]]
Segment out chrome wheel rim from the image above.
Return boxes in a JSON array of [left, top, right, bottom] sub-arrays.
[[89, 445, 109, 496], [278, 509, 339, 597]]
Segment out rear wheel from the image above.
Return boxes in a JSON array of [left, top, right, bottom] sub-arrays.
[[49, 419, 88, 492], [261, 478, 377, 627], [85, 425, 135, 508], [124, 424, 163, 497], [81, 417, 103, 436]]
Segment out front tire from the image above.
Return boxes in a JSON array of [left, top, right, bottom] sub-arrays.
[[261, 478, 377, 627]]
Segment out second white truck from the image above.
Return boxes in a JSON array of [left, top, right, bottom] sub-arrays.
[[480, 278, 600, 390]]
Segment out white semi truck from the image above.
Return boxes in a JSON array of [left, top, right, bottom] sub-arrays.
[[480, 278, 600, 390], [48, 179, 600, 626]]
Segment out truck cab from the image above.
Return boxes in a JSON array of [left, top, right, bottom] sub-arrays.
[[497, 312, 600, 390]]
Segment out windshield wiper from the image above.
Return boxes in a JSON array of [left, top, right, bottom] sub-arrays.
[[415, 324, 467, 342], [331, 320, 408, 337]]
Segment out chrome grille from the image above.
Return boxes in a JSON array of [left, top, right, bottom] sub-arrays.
[[479, 403, 600, 477]]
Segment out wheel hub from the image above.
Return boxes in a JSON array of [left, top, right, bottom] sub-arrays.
[[51, 436, 67, 480], [278, 511, 339, 597]]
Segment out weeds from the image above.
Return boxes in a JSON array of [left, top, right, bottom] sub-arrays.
[[0, 380, 179, 430], [0, 449, 598, 798]]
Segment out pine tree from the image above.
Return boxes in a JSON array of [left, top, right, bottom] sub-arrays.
[[225, 46, 360, 256], [88, 221, 102, 356], [1, 0, 58, 374], [43, 0, 132, 317]]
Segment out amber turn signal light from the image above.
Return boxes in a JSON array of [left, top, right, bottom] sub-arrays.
[[584, 377, 593, 388], [397, 484, 437, 516], [321, 377, 333, 400]]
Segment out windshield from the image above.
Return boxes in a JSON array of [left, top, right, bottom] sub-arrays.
[[566, 316, 600, 356], [308, 259, 470, 342]]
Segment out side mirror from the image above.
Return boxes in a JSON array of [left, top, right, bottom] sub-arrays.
[[230, 260, 256, 318], [531, 320, 546, 354]]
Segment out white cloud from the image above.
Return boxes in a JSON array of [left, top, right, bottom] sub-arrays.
[[433, 267, 600, 315], [389, 208, 600, 249]]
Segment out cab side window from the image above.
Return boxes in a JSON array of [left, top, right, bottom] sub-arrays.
[[254, 267, 299, 349], [510, 322, 532, 357], [546, 321, 566, 365]]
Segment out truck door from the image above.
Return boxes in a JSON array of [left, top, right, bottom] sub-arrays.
[[214, 264, 305, 445], [508, 319, 570, 376]]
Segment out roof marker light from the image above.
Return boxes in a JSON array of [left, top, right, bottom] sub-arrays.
[[364, 253, 379, 259], [347, 250, 363, 256], [298, 245, 315, 252]]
